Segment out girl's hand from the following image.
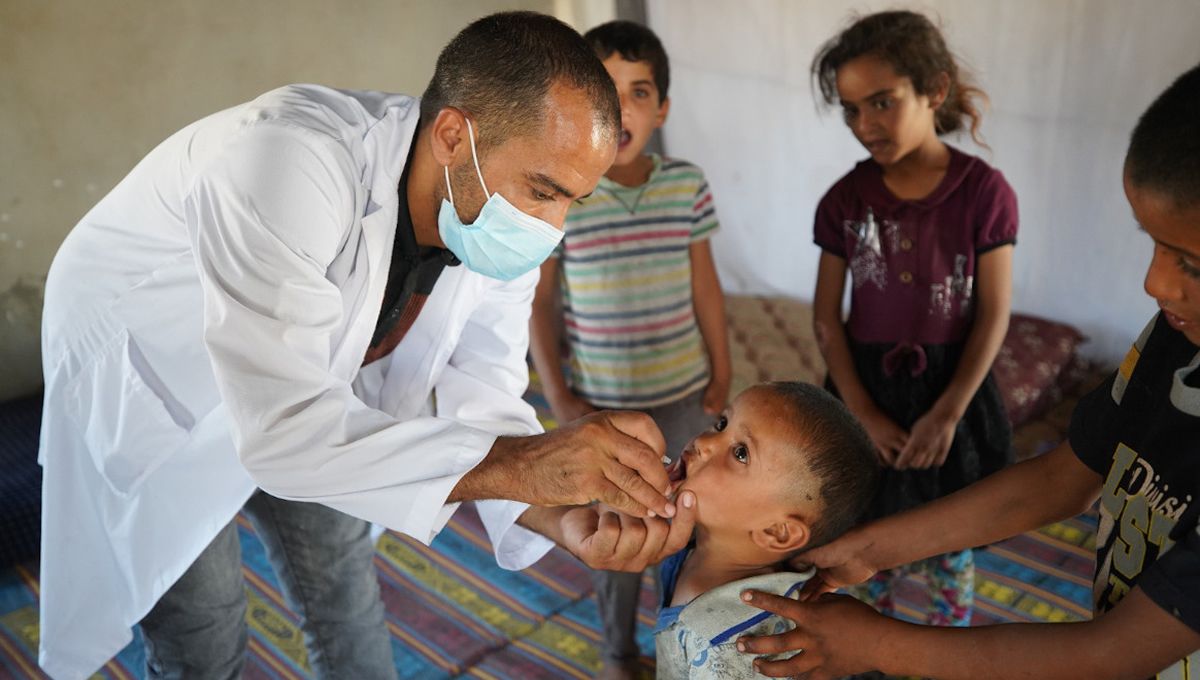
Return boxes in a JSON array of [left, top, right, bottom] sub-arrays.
[[854, 406, 908, 467], [894, 410, 957, 469], [701, 376, 730, 416], [549, 391, 597, 426], [736, 592, 891, 678]]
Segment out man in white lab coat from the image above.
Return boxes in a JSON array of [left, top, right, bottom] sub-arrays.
[[37, 11, 696, 680]]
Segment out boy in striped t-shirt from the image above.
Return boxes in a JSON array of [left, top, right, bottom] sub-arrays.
[[529, 20, 732, 680]]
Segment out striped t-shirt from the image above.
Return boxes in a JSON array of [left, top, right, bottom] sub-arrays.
[[555, 154, 720, 409]]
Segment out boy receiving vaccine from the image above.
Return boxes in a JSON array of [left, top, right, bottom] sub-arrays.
[[529, 20, 733, 678], [654, 382, 878, 678]]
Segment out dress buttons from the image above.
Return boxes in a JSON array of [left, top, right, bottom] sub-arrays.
[[900, 238, 913, 251], [899, 271, 914, 284]]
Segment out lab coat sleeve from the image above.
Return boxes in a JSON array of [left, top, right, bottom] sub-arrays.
[[434, 269, 556, 570], [185, 122, 497, 543]]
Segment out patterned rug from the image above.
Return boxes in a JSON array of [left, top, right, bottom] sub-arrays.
[[0, 294, 1107, 679]]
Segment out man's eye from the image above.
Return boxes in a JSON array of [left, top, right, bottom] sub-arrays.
[[532, 189, 553, 201], [733, 445, 749, 464], [713, 415, 728, 432]]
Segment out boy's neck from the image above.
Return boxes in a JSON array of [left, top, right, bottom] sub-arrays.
[[670, 534, 781, 608], [604, 152, 656, 188]]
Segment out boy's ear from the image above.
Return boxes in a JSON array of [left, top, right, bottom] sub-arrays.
[[655, 96, 671, 128], [753, 515, 810, 554]]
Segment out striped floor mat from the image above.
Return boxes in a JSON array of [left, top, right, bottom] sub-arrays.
[[0, 504, 1096, 680]]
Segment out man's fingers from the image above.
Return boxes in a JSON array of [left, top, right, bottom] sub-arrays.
[[604, 450, 673, 518], [587, 511, 621, 559], [605, 410, 667, 460], [656, 490, 697, 560]]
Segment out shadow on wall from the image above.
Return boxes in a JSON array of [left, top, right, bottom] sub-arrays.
[[0, 277, 44, 403]]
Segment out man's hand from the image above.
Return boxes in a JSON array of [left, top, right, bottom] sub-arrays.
[[520, 491, 698, 572], [736, 591, 892, 678], [455, 410, 674, 518]]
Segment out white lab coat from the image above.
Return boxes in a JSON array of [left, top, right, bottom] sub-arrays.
[[37, 84, 553, 680]]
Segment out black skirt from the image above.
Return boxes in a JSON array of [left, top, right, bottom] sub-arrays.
[[826, 339, 1013, 521]]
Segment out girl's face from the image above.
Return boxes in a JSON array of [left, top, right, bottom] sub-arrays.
[[834, 54, 944, 167], [1127, 173, 1200, 346]]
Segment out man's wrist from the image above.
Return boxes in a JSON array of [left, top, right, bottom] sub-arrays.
[[448, 435, 521, 503]]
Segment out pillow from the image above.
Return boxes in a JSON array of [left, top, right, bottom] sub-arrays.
[[0, 276, 45, 403], [992, 313, 1088, 428]]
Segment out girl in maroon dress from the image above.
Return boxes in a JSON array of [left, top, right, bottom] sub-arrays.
[[810, 10, 1017, 627]]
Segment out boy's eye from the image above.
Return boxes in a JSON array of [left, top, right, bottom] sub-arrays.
[[634, 88, 651, 99], [713, 415, 728, 432], [1178, 255, 1200, 279], [873, 98, 893, 111], [732, 444, 749, 464]]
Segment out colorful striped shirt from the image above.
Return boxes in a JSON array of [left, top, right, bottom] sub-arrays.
[[555, 154, 720, 408]]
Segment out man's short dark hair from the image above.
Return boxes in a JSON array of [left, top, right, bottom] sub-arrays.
[[1127, 63, 1200, 210], [583, 20, 670, 103], [420, 11, 620, 150], [767, 382, 879, 551]]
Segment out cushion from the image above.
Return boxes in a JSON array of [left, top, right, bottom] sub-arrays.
[[993, 313, 1088, 428], [0, 392, 43, 567]]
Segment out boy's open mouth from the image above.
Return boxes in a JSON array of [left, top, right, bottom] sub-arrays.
[[618, 128, 632, 149], [665, 454, 688, 495]]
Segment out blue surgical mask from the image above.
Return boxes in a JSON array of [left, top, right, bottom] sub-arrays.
[[437, 118, 563, 281]]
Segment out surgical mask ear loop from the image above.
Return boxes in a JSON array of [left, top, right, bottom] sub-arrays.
[[442, 116, 488, 207], [464, 118, 490, 196]]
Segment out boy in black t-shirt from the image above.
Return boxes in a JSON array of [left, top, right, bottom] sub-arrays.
[[732, 65, 1200, 679]]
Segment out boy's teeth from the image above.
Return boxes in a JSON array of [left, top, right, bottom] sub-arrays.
[[662, 455, 672, 465]]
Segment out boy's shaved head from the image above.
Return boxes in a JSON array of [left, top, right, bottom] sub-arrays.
[[1126, 64, 1200, 211], [767, 382, 879, 549]]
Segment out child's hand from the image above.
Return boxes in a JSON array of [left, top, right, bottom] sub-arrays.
[[701, 377, 730, 415], [736, 591, 890, 678], [558, 491, 698, 572], [894, 410, 957, 469], [855, 407, 908, 467], [792, 526, 880, 601], [549, 392, 597, 425]]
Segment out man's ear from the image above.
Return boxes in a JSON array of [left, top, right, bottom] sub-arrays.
[[430, 107, 469, 167], [655, 96, 671, 128], [752, 515, 810, 554]]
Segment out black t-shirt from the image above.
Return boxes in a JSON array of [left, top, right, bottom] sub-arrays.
[[1069, 313, 1200, 676]]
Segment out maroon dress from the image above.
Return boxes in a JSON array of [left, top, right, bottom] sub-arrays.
[[814, 146, 1018, 518]]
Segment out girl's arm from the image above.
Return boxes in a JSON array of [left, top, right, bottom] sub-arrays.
[[690, 240, 732, 415], [897, 244, 1013, 469], [528, 257, 595, 424], [813, 251, 908, 463]]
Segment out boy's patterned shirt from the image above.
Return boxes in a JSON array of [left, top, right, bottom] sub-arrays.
[[556, 154, 719, 409]]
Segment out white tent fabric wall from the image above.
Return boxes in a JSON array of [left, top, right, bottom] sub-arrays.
[[645, 0, 1200, 362]]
